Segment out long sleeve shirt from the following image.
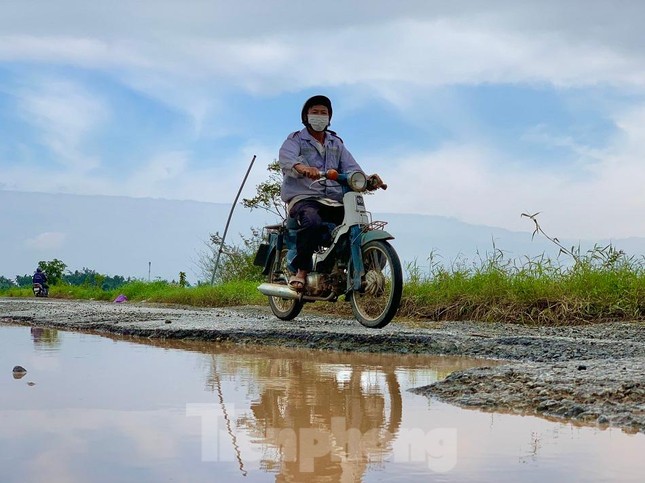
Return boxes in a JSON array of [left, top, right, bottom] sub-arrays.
[[278, 128, 363, 208]]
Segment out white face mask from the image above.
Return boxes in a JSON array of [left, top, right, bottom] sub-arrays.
[[307, 114, 329, 132]]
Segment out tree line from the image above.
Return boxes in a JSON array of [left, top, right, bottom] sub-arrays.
[[0, 259, 132, 291]]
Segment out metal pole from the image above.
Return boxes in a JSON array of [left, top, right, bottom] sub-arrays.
[[210, 155, 257, 285], [211, 359, 247, 476]]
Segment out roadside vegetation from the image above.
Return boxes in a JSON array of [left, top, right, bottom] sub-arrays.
[[2, 164, 645, 325], [0, 280, 265, 307], [3, 233, 645, 325], [401, 243, 645, 324]]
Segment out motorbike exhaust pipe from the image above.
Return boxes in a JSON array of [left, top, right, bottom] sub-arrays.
[[257, 283, 301, 300]]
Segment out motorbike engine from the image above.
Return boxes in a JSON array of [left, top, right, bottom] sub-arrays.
[[306, 265, 346, 297], [305, 273, 328, 296]]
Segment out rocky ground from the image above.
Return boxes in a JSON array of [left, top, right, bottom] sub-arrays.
[[1, 297, 643, 434]]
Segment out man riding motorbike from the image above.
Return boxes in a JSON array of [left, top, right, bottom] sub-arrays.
[[32, 267, 49, 290], [278, 95, 383, 291]]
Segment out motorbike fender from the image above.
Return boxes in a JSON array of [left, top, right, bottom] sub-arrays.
[[253, 243, 271, 268], [259, 245, 276, 275], [360, 230, 394, 246], [255, 230, 282, 276], [347, 230, 395, 292]]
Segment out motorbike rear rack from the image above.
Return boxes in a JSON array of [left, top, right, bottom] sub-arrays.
[[362, 220, 388, 232]]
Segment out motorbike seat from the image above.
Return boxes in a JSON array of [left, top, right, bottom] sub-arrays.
[[286, 217, 336, 246]]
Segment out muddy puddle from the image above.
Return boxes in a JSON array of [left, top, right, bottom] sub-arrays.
[[1, 325, 644, 482]]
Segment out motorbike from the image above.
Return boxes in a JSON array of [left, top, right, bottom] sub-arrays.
[[254, 169, 403, 328], [32, 282, 49, 298]]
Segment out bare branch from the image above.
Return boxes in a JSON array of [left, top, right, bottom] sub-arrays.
[[521, 212, 579, 263]]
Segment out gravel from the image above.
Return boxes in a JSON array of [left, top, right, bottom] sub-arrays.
[[2, 297, 643, 433]]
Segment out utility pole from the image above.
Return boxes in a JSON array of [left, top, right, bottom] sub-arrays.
[[211, 155, 256, 285], [148, 261, 151, 281]]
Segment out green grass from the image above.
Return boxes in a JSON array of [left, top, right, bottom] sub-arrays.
[[2, 280, 265, 307], [4, 245, 645, 325], [399, 246, 645, 324]]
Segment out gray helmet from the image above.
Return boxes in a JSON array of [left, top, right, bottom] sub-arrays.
[[301, 95, 332, 126]]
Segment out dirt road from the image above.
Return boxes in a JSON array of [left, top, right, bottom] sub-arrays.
[[2, 297, 643, 433]]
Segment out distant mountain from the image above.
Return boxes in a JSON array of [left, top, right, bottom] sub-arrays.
[[0, 190, 274, 284], [2, 190, 644, 284]]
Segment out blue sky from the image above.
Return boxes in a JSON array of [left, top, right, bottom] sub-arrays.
[[2, 0, 645, 240]]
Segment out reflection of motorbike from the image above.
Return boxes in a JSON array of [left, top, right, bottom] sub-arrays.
[[254, 170, 403, 328], [245, 360, 403, 481], [30, 327, 60, 348], [32, 283, 48, 297]]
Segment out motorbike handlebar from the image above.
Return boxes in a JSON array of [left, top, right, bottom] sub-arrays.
[[319, 169, 388, 190]]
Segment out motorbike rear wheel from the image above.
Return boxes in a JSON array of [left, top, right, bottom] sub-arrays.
[[349, 240, 402, 328], [268, 248, 304, 320]]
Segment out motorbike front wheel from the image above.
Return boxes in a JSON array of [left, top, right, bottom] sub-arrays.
[[267, 248, 304, 320], [349, 240, 403, 328]]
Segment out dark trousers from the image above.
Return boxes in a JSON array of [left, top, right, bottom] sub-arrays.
[[288, 199, 344, 271]]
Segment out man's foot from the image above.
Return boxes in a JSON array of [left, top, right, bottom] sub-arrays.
[[289, 271, 307, 292]]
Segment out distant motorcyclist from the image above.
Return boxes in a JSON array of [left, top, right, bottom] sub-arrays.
[[32, 267, 49, 289]]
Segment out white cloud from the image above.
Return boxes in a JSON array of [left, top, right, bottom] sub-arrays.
[[25, 232, 67, 250], [127, 151, 189, 196], [1, 409, 187, 483], [2, 5, 645, 95], [3, 1, 645, 240], [369, 100, 645, 239], [123, 146, 277, 203], [2, 2, 644, 145], [0, 26, 633, 91], [17, 79, 109, 170]]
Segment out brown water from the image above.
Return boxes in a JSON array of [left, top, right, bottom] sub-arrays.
[[1, 325, 643, 482]]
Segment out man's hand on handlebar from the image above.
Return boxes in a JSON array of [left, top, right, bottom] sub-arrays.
[[367, 173, 386, 190], [294, 164, 321, 180]]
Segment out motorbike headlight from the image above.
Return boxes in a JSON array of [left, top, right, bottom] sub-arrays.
[[347, 171, 368, 192]]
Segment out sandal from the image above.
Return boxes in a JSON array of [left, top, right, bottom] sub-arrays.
[[288, 274, 306, 292]]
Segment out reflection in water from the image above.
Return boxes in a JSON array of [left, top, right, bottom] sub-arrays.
[[2, 326, 644, 483], [134, 337, 483, 480], [30, 327, 60, 350], [236, 358, 400, 481], [181, 341, 486, 482]]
